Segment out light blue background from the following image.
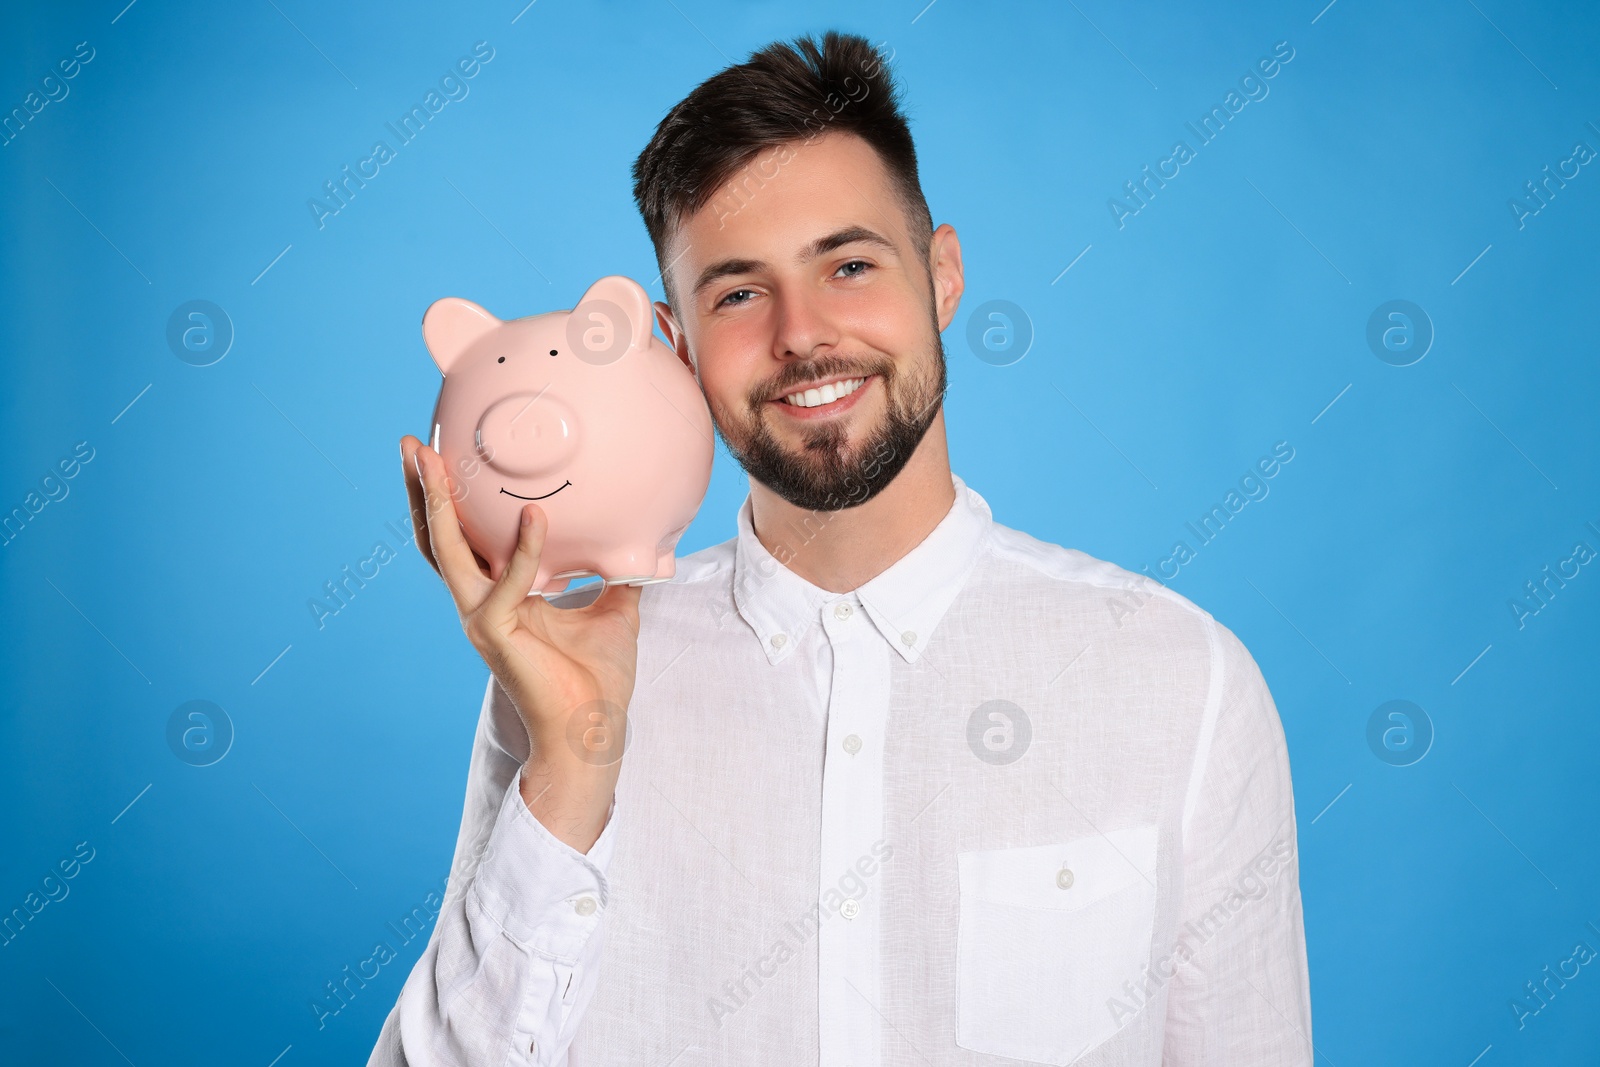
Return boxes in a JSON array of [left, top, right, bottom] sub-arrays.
[[3, 1, 1597, 1064]]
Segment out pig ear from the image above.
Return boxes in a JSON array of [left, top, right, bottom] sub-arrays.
[[422, 297, 500, 374], [571, 275, 654, 358]]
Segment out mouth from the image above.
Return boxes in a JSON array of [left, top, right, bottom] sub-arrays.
[[500, 480, 572, 501], [767, 374, 874, 419]]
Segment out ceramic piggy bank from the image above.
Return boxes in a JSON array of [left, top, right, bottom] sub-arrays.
[[422, 275, 713, 597]]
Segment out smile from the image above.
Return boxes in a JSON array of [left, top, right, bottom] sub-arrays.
[[769, 374, 875, 419], [779, 375, 867, 408], [500, 481, 572, 501]]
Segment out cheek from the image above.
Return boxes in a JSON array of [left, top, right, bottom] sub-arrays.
[[846, 282, 931, 353], [694, 330, 767, 412]]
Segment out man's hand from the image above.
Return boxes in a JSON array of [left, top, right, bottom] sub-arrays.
[[401, 434, 641, 854]]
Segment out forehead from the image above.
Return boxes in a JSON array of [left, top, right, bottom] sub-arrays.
[[663, 131, 913, 291]]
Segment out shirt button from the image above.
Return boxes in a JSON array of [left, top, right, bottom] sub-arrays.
[[770, 633, 787, 649], [834, 601, 853, 620], [840, 898, 861, 919], [574, 895, 598, 916], [842, 733, 862, 755], [1057, 867, 1075, 890], [901, 630, 917, 646]]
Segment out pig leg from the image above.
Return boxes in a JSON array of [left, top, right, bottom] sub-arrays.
[[538, 573, 573, 596], [592, 546, 664, 586], [612, 549, 675, 587]]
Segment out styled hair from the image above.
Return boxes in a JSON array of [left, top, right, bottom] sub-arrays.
[[630, 30, 933, 306]]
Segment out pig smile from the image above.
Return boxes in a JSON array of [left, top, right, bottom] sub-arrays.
[[500, 480, 572, 501]]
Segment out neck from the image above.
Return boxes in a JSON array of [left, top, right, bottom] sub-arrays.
[[747, 409, 956, 594]]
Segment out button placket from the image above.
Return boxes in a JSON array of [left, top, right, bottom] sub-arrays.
[[817, 596, 886, 1067]]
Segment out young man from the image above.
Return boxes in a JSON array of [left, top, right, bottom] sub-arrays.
[[376, 30, 1311, 1067]]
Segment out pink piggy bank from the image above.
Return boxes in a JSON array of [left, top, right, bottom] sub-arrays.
[[421, 275, 713, 597]]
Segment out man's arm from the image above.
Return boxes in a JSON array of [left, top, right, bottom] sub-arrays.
[[1162, 617, 1313, 1065], [367, 675, 618, 1067]]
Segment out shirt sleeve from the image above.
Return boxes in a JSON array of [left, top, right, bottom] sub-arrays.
[[367, 673, 619, 1067], [1161, 617, 1313, 1066]]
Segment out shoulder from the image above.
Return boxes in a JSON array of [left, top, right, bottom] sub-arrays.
[[667, 536, 735, 585], [635, 536, 735, 621], [972, 517, 1276, 702], [978, 518, 1218, 636]]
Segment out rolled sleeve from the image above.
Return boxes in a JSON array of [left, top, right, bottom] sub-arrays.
[[470, 765, 618, 962], [369, 676, 619, 1067]]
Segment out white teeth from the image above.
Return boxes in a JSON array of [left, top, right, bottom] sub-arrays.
[[783, 377, 864, 408]]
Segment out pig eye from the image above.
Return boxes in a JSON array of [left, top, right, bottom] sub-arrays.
[[549, 349, 558, 356], [497, 356, 505, 363]]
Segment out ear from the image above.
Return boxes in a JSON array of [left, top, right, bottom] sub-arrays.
[[653, 299, 692, 372], [572, 275, 653, 358], [422, 297, 500, 374]]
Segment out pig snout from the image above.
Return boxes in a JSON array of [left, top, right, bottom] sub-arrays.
[[474, 393, 580, 478]]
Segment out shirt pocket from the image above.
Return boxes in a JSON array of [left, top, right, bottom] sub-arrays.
[[955, 824, 1159, 1064]]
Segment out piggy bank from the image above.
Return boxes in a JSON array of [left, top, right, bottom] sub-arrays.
[[421, 275, 713, 597]]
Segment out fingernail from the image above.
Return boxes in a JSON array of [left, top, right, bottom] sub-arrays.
[[521, 506, 532, 526]]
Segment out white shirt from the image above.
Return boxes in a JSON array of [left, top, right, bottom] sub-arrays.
[[370, 471, 1312, 1066]]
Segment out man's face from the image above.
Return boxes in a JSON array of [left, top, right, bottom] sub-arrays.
[[656, 131, 961, 513]]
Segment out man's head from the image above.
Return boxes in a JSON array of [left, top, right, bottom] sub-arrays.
[[630, 31, 964, 513]]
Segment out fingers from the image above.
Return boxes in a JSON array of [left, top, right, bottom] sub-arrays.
[[400, 436, 437, 576], [411, 440, 492, 611], [477, 501, 547, 626], [593, 578, 644, 633]]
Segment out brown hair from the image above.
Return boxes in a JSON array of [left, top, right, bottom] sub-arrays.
[[631, 30, 933, 307]]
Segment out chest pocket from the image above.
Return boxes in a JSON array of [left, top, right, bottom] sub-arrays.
[[955, 824, 1159, 1064]]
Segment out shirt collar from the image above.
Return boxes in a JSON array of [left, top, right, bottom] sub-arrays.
[[732, 472, 993, 666]]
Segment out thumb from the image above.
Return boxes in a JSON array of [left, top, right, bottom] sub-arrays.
[[479, 503, 547, 621], [594, 576, 644, 632]]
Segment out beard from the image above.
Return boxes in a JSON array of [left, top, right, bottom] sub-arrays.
[[712, 313, 948, 514]]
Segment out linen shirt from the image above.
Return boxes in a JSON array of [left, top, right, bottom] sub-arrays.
[[370, 471, 1313, 1066]]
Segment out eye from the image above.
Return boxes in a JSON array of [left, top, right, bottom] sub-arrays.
[[836, 259, 872, 278], [497, 356, 505, 363], [717, 287, 755, 309]]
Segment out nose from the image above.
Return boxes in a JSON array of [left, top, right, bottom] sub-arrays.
[[771, 287, 840, 362], [475, 393, 580, 478]]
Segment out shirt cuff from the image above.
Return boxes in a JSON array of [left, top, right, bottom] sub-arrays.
[[468, 767, 619, 963]]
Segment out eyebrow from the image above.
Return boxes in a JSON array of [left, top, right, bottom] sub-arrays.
[[688, 225, 897, 299]]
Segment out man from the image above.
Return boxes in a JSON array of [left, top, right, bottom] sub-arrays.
[[375, 29, 1311, 1067]]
